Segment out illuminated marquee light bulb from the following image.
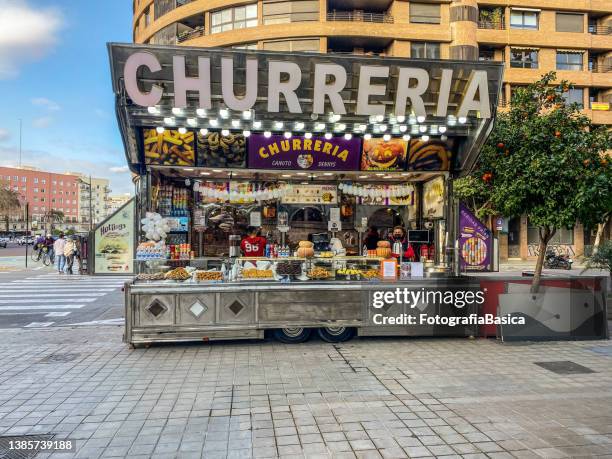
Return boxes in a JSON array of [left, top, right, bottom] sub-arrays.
[[399, 125, 407, 133], [402, 134, 411, 141], [359, 124, 367, 132], [379, 124, 388, 132], [324, 132, 333, 140], [242, 110, 252, 120], [383, 134, 391, 141], [219, 108, 229, 119], [294, 121, 305, 130], [252, 120, 262, 129], [171, 107, 183, 116], [417, 115, 426, 123], [264, 131, 272, 138], [439, 126, 447, 133], [221, 129, 230, 136], [178, 127, 187, 134], [315, 122, 325, 131], [274, 121, 284, 130], [337, 123, 346, 131], [396, 115, 406, 123], [441, 134, 448, 141], [408, 115, 417, 125], [421, 135, 430, 142], [187, 118, 197, 127], [375, 114, 384, 122], [199, 128, 208, 135], [344, 133, 352, 140], [284, 131, 292, 139], [164, 117, 176, 126], [156, 126, 165, 134], [196, 108, 207, 117], [364, 133, 372, 140], [458, 116, 467, 124], [304, 132, 313, 139], [231, 119, 240, 128], [209, 118, 218, 127], [147, 106, 159, 114], [242, 130, 251, 137], [419, 125, 427, 133]]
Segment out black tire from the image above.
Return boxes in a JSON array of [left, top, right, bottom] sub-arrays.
[[317, 327, 356, 343], [31, 250, 41, 262], [273, 327, 312, 343]]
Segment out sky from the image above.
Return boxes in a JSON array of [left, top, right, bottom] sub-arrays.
[[0, 0, 133, 194]]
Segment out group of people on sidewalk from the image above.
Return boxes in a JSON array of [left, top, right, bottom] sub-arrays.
[[52, 233, 81, 275]]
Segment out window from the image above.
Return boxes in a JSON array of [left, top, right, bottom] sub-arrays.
[[144, 6, 151, 26], [211, 4, 258, 34], [34, 178, 38, 184], [12, 176, 17, 181], [52, 180, 57, 185], [410, 3, 441, 24], [411, 42, 440, 59], [233, 43, 258, 50], [263, 38, 320, 52], [263, 0, 319, 24], [528, 224, 573, 245], [557, 52, 583, 71], [562, 88, 584, 108], [510, 10, 538, 29], [510, 49, 538, 68], [41, 179, 46, 184], [33, 188, 38, 193], [33, 197, 38, 202], [21, 177, 26, 182], [60, 181, 64, 186], [41, 188, 45, 193], [556, 13, 584, 33]]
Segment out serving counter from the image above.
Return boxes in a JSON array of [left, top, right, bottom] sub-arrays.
[[124, 277, 481, 346]]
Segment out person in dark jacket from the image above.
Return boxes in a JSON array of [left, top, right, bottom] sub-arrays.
[[364, 226, 380, 250]]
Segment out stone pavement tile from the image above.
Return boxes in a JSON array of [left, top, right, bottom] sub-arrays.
[[426, 444, 456, 456], [227, 449, 253, 459], [380, 447, 408, 458], [531, 447, 570, 458], [402, 446, 432, 457], [452, 442, 480, 454], [474, 441, 504, 453], [488, 452, 515, 459], [355, 451, 383, 459], [278, 444, 303, 456]]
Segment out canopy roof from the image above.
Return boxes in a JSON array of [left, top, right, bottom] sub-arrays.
[[108, 43, 504, 176]]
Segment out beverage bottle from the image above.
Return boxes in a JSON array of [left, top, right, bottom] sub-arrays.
[[265, 243, 270, 258]]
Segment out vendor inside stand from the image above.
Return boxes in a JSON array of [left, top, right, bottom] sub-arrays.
[[241, 226, 267, 257]]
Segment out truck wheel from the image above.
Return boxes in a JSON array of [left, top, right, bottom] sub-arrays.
[[317, 327, 355, 343], [273, 327, 312, 343]]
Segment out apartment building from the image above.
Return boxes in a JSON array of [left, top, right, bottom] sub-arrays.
[[71, 175, 112, 230], [132, 0, 611, 259], [107, 194, 133, 214], [0, 166, 80, 233]]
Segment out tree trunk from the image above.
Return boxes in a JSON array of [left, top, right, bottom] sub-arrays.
[[593, 214, 609, 255], [531, 226, 555, 294]]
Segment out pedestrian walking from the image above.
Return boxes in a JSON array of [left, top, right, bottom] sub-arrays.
[[53, 233, 66, 274], [64, 236, 79, 275]]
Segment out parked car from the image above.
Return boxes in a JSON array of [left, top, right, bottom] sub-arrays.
[[0, 237, 8, 248], [17, 236, 34, 245]]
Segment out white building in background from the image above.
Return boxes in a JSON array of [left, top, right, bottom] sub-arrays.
[[107, 193, 132, 215], [67, 173, 111, 231]]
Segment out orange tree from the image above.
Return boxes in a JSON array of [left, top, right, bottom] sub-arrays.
[[455, 72, 612, 292]]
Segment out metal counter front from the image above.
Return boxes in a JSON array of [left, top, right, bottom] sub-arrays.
[[124, 278, 481, 346]]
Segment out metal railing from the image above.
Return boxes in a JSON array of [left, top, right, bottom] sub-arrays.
[[588, 25, 612, 35], [589, 63, 612, 73], [326, 11, 394, 24], [478, 20, 506, 30], [177, 26, 205, 43]]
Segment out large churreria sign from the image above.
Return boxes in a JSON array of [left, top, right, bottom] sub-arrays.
[[248, 134, 361, 170]]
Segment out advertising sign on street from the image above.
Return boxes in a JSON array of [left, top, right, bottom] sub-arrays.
[[459, 203, 492, 271], [94, 199, 135, 274], [248, 134, 361, 170]]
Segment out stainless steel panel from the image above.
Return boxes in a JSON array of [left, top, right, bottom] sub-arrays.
[[218, 292, 256, 324], [177, 293, 216, 326], [137, 294, 175, 327]]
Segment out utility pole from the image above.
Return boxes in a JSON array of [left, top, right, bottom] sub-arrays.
[[24, 203, 29, 268], [89, 175, 93, 232], [18, 119, 22, 168]]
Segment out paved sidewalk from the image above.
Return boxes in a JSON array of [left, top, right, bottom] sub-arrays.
[[1, 327, 612, 458]]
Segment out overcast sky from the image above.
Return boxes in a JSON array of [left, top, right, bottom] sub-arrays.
[[0, 0, 133, 194]]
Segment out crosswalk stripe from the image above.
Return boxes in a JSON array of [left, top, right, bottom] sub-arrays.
[[45, 312, 71, 317], [0, 305, 86, 310], [0, 293, 107, 298], [0, 298, 97, 304]]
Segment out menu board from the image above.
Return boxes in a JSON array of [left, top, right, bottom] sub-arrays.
[[408, 140, 452, 171], [281, 185, 338, 204], [197, 131, 246, 167], [423, 176, 445, 219], [248, 135, 361, 170], [143, 128, 195, 166], [94, 199, 135, 274], [459, 203, 492, 271], [358, 186, 415, 206], [361, 137, 408, 171]]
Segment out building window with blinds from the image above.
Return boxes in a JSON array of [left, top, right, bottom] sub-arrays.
[[556, 13, 584, 33], [411, 42, 440, 59], [510, 49, 539, 68], [263, 0, 319, 25], [510, 10, 538, 29], [562, 88, 584, 108], [262, 38, 320, 52], [410, 3, 441, 24], [556, 51, 583, 71], [211, 4, 258, 34]]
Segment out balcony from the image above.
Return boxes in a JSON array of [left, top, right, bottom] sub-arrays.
[[478, 20, 505, 30], [589, 25, 612, 35], [589, 62, 612, 73], [177, 25, 204, 43], [327, 11, 394, 24]]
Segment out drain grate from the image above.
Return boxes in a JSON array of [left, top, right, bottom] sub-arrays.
[[534, 360, 595, 375], [38, 353, 80, 364], [0, 435, 54, 459]]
